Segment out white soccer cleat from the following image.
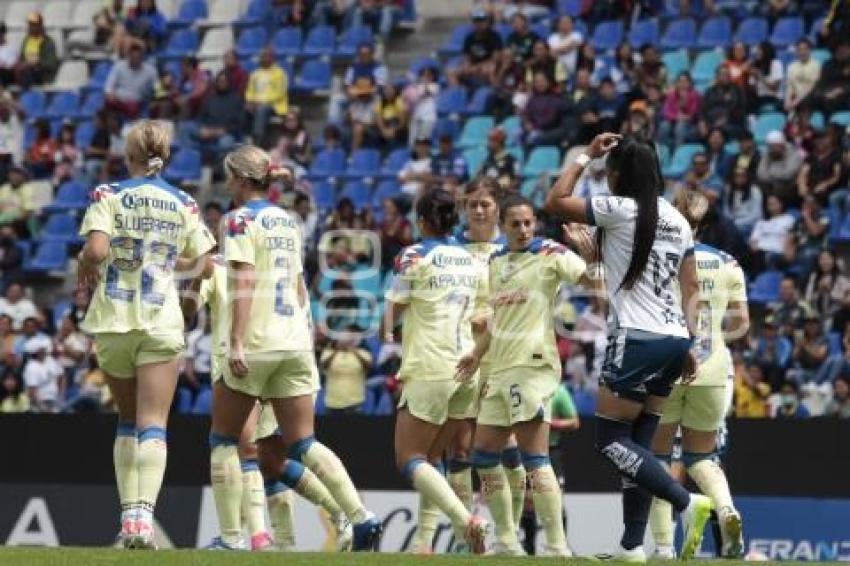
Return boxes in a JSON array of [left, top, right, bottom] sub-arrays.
[[594, 544, 647, 563], [720, 506, 744, 559], [489, 541, 525, 556], [680, 494, 713, 560], [540, 544, 573, 557], [653, 545, 677, 559], [334, 513, 353, 552]]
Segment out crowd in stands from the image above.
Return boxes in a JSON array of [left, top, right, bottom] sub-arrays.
[[1, 0, 850, 421]]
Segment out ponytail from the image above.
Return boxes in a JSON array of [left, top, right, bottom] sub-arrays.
[[416, 188, 458, 236]]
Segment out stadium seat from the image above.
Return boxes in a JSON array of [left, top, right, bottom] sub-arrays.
[[749, 270, 784, 304], [697, 17, 732, 48], [438, 24, 472, 57], [432, 117, 460, 142], [810, 111, 825, 130], [734, 17, 768, 45], [463, 147, 488, 177], [169, 0, 208, 28], [44, 92, 80, 121], [691, 50, 724, 90], [294, 59, 332, 93], [753, 112, 786, 144], [409, 56, 439, 78], [340, 182, 372, 211], [308, 148, 346, 181], [36, 213, 80, 245], [397, 0, 417, 28], [163, 28, 200, 60], [175, 387, 193, 414], [235, 26, 268, 59], [19, 90, 46, 122], [271, 26, 301, 58], [45, 181, 90, 212], [344, 149, 381, 180], [380, 149, 411, 179], [336, 25, 374, 59], [522, 146, 560, 178], [76, 92, 105, 121], [302, 25, 336, 58], [164, 148, 202, 184], [85, 61, 112, 93], [457, 116, 495, 150], [198, 27, 233, 60], [45, 60, 88, 93], [830, 111, 850, 127], [69, 1, 102, 30], [494, 23, 512, 43], [833, 215, 850, 244], [590, 20, 623, 52], [770, 16, 804, 48], [661, 49, 689, 80], [74, 121, 96, 149], [500, 115, 522, 144], [373, 390, 394, 415], [466, 86, 493, 115], [5, 1, 39, 32], [662, 143, 704, 178], [201, 0, 242, 27], [557, 0, 583, 17], [436, 86, 468, 117], [43, 1, 74, 30], [191, 387, 212, 415], [313, 182, 337, 212], [234, 0, 270, 27], [660, 18, 697, 50], [627, 18, 659, 46], [26, 242, 68, 272], [372, 180, 401, 208]]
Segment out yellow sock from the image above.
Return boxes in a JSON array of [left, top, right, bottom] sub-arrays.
[[240, 460, 267, 537], [412, 494, 440, 553], [267, 488, 295, 551], [114, 423, 138, 520], [477, 463, 519, 548], [296, 439, 368, 524], [650, 458, 675, 550], [447, 460, 474, 511], [408, 460, 471, 535], [210, 437, 243, 546], [281, 459, 343, 520], [688, 458, 733, 511], [136, 427, 167, 523], [505, 465, 526, 533], [528, 463, 567, 553]]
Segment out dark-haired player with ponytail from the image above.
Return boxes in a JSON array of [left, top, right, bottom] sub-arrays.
[[384, 187, 490, 554], [544, 133, 712, 562]]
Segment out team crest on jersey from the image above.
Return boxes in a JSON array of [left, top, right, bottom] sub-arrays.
[[226, 214, 251, 236], [90, 183, 117, 202], [394, 246, 423, 274], [537, 239, 566, 256]]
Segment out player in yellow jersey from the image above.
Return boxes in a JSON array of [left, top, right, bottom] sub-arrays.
[[205, 145, 380, 551], [648, 189, 750, 560], [76, 120, 216, 549], [384, 188, 490, 554], [456, 194, 591, 556]]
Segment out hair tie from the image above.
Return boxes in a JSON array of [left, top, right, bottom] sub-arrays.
[[146, 156, 164, 175]]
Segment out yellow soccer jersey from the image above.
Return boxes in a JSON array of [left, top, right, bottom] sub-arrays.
[[79, 176, 215, 336], [223, 199, 311, 354], [197, 254, 228, 377], [691, 243, 747, 386], [386, 236, 484, 382], [488, 237, 586, 373]]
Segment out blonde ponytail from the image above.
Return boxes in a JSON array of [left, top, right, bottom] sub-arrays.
[[125, 120, 171, 176]]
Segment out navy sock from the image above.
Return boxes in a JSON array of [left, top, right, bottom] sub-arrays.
[[632, 411, 661, 448], [619, 411, 662, 549], [596, 416, 690, 513]]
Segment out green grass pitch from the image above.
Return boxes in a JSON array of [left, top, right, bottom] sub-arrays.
[[0, 548, 841, 566]]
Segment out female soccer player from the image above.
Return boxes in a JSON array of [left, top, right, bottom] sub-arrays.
[[648, 188, 750, 559], [455, 195, 592, 556], [384, 187, 489, 554], [206, 145, 380, 551], [544, 133, 712, 562], [77, 120, 215, 549]]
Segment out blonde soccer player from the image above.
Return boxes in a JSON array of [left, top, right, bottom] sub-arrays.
[[455, 194, 592, 556], [384, 187, 490, 555], [647, 189, 750, 560], [206, 145, 380, 551], [77, 120, 216, 549]]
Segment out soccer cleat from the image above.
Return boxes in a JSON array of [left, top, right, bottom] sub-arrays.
[[540, 545, 573, 557], [463, 516, 490, 555], [351, 514, 382, 552], [653, 545, 677, 559], [450, 540, 471, 554], [204, 536, 246, 550], [334, 513, 353, 552], [680, 494, 713, 560], [117, 517, 137, 549], [489, 542, 526, 556], [250, 532, 275, 552], [128, 519, 157, 550], [720, 507, 744, 559], [594, 545, 647, 563]]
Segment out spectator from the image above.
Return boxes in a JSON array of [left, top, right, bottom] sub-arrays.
[[749, 41, 784, 111], [123, 0, 167, 54], [23, 335, 63, 413], [734, 361, 771, 417], [223, 49, 248, 97], [53, 123, 81, 185], [677, 152, 723, 205], [499, 0, 555, 20], [801, 38, 850, 115], [729, 130, 761, 181], [798, 133, 844, 207], [320, 326, 373, 415], [104, 43, 158, 119], [610, 42, 637, 95], [832, 288, 850, 335], [453, 10, 502, 86], [312, 0, 352, 32], [0, 282, 37, 332], [548, 15, 583, 78], [279, 110, 311, 166], [24, 119, 57, 179], [185, 312, 212, 393], [324, 198, 359, 232], [378, 197, 412, 272], [68, 0, 127, 58], [749, 194, 795, 272], [0, 167, 34, 229], [0, 225, 22, 286], [724, 41, 751, 91], [344, 43, 388, 95], [0, 94, 24, 184], [14, 12, 58, 88], [0, 314, 16, 366], [657, 72, 700, 151], [705, 127, 733, 180], [561, 68, 596, 146], [576, 41, 609, 87], [525, 39, 566, 89], [84, 110, 116, 182], [398, 136, 433, 198], [815, 328, 850, 385], [723, 166, 763, 237], [268, 137, 306, 186], [787, 195, 830, 274], [770, 277, 811, 339], [0, 367, 28, 413], [523, 71, 566, 147], [762, 0, 795, 24], [774, 380, 811, 418], [591, 78, 625, 135], [53, 316, 90, 384], [480, 127, 519, 191], [504, 12, 539, 65], [822, 0, 850, 47], [374, 83, 408, 150], [179, 72, 243, 163], [347, 78, 378, 150], [0, 23, 18, 87], [824, 375, 850, 417], [784, 39, 820, 112], [292, 192, 318, 255], [633, 44, 667, 95], [245, 47, 290, 146], [788, 311, 829, 384], [403, 66, 439, 147], [752, 316, 793, 388], [786, 105, 818, 157], [698, 65, 746, 140], [351, 0, 396, 42], [430, 133, 469, 191], [803, 250, 850, 318], [175, 56, 210, 120], [757, 130, 803, 205]]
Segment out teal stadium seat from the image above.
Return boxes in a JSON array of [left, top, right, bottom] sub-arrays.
[[457, 116, 495, 150], [753, 112, 787, 144]]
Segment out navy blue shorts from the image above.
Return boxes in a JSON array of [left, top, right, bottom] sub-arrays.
[[600, 328, 692, 403]]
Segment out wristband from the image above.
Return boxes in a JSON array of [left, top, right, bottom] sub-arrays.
[[575, 153, 592, 168]]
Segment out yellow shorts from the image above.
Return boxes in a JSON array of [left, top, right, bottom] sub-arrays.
[[477, 366, 559, 427], [211, 354, 225, 383], [254, 402, 278, 441], [660, 384, 727, 432], [398, 377, 479, 426], [95, 330, 184, 379], [223, 350, 320, 400]]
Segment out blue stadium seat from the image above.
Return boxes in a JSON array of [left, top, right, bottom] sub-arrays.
[[294, 59, 331, 93], [45, 92, 80, 120], [590, 20, 623, 52], [439, 24, 472, 57], [691, 50, 724, 90], [163, 29, 200, 60], [271, 26, 301, 58], [344, 149, 381, 180], [236, 26, 268, 58], [308, 148, 346, 181], [170, 0, 208, 28], [409, 56, 439, 78], [753, 112, 786, 144], [749, 270, 783, 304], [557, 0, 583, 17], [19, 90, 46, 121], [16, 241, 32, 266], [234, 0, 270, 28], [340, 181, 372, 210], [697, 17, 732, 48], [380, 149, 410, 179], [36, 213, 80, 245], [302, 25, 336, 57], [373, 390, 394, 415], [522, 146, 560, 178], [809, 16, 825, 43], [662, 143, 703, 178], [75, 92, 104, 120], [175, 387, 193, 414], [770, 16, 804, 48], [85, 61, 112, 92], [734, 17, 768, 45], [26, 243, 68, 272], [191, 387, 212, 415], [500, 115, 522, 144], [627, 19, 659, 46], [372, 180, 400, 208], [466, 86, 493, 115], [336, 26, 374, 59], [432, 117, 460, 141], [52, 298, 72, 329], [44, 180, 89, 212], [458, 116, 495, 149], [436, 86, 468, 117], [494, 23, 512, 43], [830, 111, 850, 127], [313, 182, 337, 212], [661, 49, 689, 79], [832, 214, 850, 244], [75, 121, 95, 148], [660, 18, 697, 50], [164, 148, 202, 183]]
